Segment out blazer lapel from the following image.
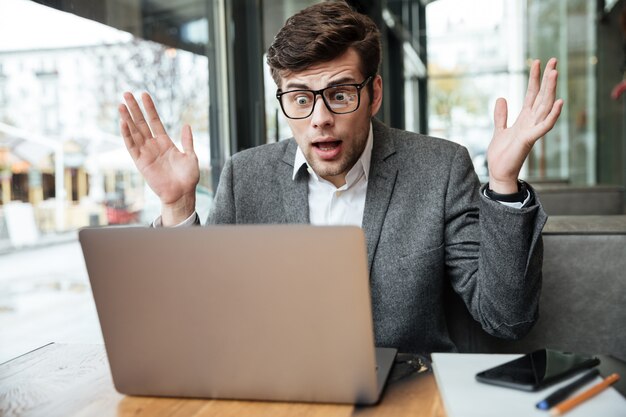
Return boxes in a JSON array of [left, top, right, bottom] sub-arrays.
[[363, 119, 398, 271], [278, 140, 309, 224]]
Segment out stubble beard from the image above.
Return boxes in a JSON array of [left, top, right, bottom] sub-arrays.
[[306, 129, 368, 180]]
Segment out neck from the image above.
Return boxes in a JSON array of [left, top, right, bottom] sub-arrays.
[[321, 171, 348, 188]]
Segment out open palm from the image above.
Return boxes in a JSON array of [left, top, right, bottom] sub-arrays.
[[119, 92, 199, 219], [487, 58, 564, 193]]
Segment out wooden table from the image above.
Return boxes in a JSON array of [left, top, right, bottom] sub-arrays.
[[0, 343, 446, 417]]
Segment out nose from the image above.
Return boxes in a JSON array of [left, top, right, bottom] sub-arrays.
[[310, 94, 334, 129]]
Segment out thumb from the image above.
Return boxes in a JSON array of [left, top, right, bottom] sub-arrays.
[[493, 98, 508, 132], [181, 124, 195, 155]]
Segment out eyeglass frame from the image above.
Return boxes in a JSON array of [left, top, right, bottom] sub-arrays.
[[275, 76, 374, 120]]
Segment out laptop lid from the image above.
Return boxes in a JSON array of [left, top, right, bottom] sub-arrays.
[[79, 225, 396, 404]]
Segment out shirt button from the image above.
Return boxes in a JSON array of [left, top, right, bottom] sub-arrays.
[[335, 191, 343, 197]]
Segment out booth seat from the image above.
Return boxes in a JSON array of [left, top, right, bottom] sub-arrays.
[[446, 215, 626, 362]]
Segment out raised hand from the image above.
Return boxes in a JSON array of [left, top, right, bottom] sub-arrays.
[[487, 58, 564, 194], [119, 92, 200, 225]]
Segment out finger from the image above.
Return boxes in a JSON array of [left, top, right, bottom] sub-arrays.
[[493, 98, 508, 132], [537, 98, 564, 136], [120, 120, 140, 160], [118, 103, 146, 148], [528, 99, 564, 144], [181, 125, 196, 155], [141, 92, 168, 137], [123, 91, 154, 139], [532, 58, 557, 113], [534, 69, 558, 121], [523, 59, 541, 109], [544, 69, 559, 108]]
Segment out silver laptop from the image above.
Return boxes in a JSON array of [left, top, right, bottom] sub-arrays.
[[79, 224, 397, 405]]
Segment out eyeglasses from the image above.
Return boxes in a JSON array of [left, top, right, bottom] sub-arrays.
[[276, 76, 373, 120]]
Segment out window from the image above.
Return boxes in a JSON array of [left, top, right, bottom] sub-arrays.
[[0, 0, 211, 362], [426, 0, 525, 182]]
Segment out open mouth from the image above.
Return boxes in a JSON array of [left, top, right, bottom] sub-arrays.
[[313, 140, 341, 151], [312, 140, 342, 160]]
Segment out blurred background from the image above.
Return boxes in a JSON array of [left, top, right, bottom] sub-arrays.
[[0, 0, 625, 362]]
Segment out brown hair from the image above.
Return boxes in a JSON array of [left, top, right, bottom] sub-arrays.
[[266, 0, 381, 89]]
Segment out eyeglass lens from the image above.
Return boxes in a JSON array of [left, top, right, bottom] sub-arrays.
[[281, 85, 361, 119]]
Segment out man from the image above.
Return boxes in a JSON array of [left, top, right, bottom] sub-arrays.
[[118, 1, 562, 353]]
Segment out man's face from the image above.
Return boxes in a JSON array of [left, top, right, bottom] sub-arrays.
[[279, 48, 383, 187]]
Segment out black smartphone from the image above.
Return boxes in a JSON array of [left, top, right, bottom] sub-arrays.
[[475, 349, 600, 391]]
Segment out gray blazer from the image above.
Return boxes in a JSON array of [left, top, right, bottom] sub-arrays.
[[208, 118, 547, 353]]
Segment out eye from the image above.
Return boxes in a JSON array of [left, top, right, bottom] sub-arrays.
[[332, 92, 347, 102], [328, 88, 356, 103], [294, 95, 310, 106]]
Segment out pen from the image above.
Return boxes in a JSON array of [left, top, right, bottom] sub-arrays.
[[549, 373, 620, 416], [536, 368, 600, 410]]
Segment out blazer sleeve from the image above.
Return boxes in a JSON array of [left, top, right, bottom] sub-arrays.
[[444, 146, 547, 339]]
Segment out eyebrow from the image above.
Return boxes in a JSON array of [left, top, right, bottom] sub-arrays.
[[284, 76, 359, 91]]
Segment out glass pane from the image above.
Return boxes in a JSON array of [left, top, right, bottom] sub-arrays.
[[427, 0, 600, 186], [0, 0, 210, 362], [426, 0, 526, 183], [526, 0, 597, 185]]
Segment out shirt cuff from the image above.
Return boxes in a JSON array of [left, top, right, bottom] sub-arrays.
[[152, 211, 199, 227]]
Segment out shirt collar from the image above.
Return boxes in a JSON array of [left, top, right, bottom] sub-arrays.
[[292, 122, 374, 184]]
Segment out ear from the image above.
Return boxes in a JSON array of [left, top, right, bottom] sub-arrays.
[[370, 75, 383, 116]]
